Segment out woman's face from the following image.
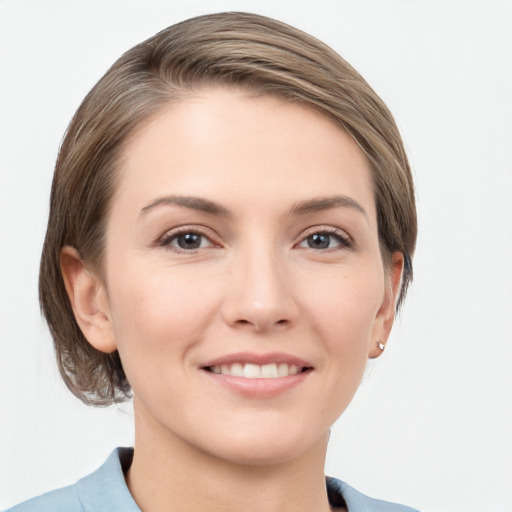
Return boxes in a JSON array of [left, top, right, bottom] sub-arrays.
[[96, 87, 401, 465]]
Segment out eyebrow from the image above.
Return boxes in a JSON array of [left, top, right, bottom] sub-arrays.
[[290, 195, 368, 219], [140, 195, 231, 217], [139, 194, 367, 219]]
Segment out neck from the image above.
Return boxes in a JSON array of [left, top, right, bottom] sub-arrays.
[[125, 398, 334, 512]]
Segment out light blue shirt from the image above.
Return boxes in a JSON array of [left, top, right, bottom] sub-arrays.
[[6, 448, 419, 511]]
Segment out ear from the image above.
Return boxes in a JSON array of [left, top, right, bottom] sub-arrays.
[[368, 252, 404, 359], [60, 246, 117, 353]]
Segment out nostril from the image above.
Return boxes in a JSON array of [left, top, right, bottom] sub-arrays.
[[233, 317, 289, 330]]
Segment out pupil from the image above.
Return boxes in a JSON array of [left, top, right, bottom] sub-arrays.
[[178, 233, 201, 249], [308, 233, 329, 249]]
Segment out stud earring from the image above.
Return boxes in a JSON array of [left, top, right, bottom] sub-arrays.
[[376, 340, 385, 351]]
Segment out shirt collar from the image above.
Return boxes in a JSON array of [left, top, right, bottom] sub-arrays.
[[76, 447, 363, 512], [75, 447, 140, 511]]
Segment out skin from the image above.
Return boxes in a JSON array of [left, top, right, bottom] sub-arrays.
[[61, 87, 403, 512]]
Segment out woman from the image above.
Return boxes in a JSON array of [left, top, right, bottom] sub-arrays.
[[8, 12, 417, 512]]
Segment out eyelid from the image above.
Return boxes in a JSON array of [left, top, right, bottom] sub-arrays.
[[295, 225, 353, 249], [157, 225, 221, 252], [156, 224, 353, 252]]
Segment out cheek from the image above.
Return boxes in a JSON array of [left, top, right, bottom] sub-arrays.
[[301, 265, 383, 346], [306, 270, 383, 413], [105, 265, 221, 369]]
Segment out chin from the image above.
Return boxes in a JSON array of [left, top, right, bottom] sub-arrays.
[[197, 423, 329, 467]]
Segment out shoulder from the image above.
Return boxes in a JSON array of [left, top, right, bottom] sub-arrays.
[[5, 448, 139, 512], [327, 477, 420, 512], [4, 484, 81, 512]]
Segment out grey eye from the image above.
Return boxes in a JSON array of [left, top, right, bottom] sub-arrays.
[[306, 233, 331, 249], [297, 230, 351, 250], [175, 233, 204, 249]]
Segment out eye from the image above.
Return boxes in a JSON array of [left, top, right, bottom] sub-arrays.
[[159, 228, 215, 252], [297, 228, 352, 250], [173, 233, 209, 250]]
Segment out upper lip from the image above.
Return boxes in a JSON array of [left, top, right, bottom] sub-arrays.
[[200, 352, 313, 369]]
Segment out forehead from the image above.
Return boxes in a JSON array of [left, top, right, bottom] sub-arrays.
[[114, 87, 376, 221]]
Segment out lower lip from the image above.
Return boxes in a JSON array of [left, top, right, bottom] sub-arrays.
[[201, 369, 311, 398]]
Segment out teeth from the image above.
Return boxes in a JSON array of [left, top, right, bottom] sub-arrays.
[[231, 363, 244, 377], [209, 362, 304, 378], [278, 363, 289, 377], [289, 365, 300, 375], [261, 363, 278, 378], [243, 363, 261, 378]]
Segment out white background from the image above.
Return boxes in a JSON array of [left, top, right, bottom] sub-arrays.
[[1, 1, 511, 511]]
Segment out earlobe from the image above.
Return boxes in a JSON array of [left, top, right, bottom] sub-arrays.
[[60, 246, 117, 353], [368, 252, 404, 359]]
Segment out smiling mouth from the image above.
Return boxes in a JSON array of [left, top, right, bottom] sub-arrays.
[[203, 362, 312, 379]]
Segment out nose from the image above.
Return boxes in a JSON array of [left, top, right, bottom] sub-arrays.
[[221, 244, 300, 333]]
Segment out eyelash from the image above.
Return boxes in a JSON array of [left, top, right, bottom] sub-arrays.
[[296, 226, 353, 251], [157, 226, 353, 254], [158, 226, 218, 253]]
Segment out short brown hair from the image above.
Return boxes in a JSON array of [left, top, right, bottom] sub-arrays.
[[39, 12, 417, 406]]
